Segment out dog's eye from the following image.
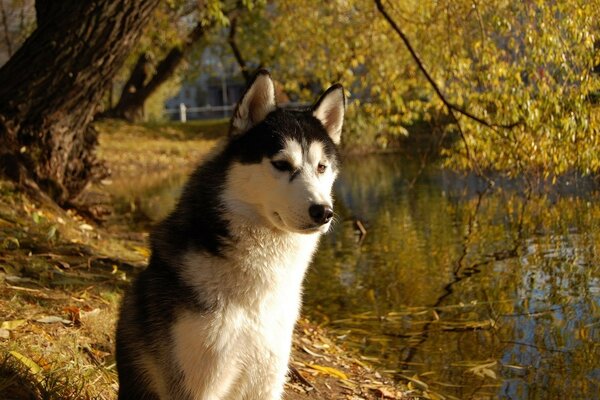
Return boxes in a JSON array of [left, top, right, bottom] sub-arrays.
[[317, 164, 327, 174], [271, 160, 293, 172]]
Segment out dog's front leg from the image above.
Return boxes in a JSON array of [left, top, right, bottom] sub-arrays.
[[230, 346, 290, 400], [171, 312, 241, 400]]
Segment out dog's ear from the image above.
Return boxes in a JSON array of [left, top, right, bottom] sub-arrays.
[[312, 84, 345, 145], [230, 70, 276, 136]]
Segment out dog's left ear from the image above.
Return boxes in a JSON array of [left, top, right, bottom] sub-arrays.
[[230, 70, 276, 136], [312, 84, 345, 145]]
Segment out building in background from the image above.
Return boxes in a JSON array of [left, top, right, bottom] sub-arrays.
[[164, 46, 246, 120]]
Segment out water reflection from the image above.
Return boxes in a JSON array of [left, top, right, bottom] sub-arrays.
[[307, 154, 600, 399], [108, 154, 600, 399]]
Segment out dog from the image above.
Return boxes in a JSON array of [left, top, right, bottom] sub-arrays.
[[116, 70, 345, 399]]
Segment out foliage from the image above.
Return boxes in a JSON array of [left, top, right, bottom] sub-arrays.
[[3, 0, 599, 178], [431, 0, 600, 179], [108, 0, 266, 120], [225, 0, 600, 178], [118, 0, 234, 73]]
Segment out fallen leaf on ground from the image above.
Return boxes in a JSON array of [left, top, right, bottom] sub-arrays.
[[302, 345, 325, 358], [132, 246, 150, 257], [63, 306, 81, 325], [466, 360, 497, 379], [1, 319, 27, 330], [79, 223, 94, 231], [9, 350, 42, 375], [35, 316, 72, 325], [306, 364, 349, 380]]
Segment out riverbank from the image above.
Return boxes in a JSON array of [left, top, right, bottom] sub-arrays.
[[0, 119, 421, 399]]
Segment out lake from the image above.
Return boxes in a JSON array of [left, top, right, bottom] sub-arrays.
[[111, 154, 600, 400]]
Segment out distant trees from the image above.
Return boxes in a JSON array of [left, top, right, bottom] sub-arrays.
[[105, 0, 261, 122], [105, 1, 232, 122], [0, 0, 160, 204], [106, 21, 212, 122]]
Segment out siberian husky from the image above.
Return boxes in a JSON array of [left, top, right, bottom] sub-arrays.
[[116, 70, 345, 399]]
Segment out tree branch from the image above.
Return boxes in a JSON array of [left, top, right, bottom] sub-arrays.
[[228, 13, 251, 83], [374, 0, 520, 130]]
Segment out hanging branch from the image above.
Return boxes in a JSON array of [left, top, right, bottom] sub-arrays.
[[374, 0, 520, 131], [228, 13, 252, 83]]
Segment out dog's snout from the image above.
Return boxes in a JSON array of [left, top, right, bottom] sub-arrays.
[[309, 204, 334, 225]]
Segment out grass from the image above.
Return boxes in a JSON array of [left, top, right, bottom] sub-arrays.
[[0, 180, 144, 399], [94, 119, 226, 180], [0, 119, 418, 400]]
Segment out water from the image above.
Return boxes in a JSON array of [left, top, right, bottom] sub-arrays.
[[111, 154, 600, 400], [308, 154, 600, 399]]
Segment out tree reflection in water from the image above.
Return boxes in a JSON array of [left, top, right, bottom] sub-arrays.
[[306, 154, 600, 400]]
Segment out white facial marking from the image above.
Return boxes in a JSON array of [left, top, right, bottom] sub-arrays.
[[222, 139, 337, 235], [273, 139, 303, 169], [307, 141, 325, 174]]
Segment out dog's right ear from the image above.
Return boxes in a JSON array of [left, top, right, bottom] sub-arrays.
[[230, 70, 276, 136]]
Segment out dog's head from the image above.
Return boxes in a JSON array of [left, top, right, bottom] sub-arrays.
[[222, 70, 345, 234]]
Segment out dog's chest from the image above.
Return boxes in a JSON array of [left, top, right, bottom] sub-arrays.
[[172, 231, 319, 398], [171, 299, 295, 399]]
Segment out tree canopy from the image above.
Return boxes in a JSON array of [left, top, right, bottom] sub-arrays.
[[229, 0, 600, 179], [1, 0, 599, 200]]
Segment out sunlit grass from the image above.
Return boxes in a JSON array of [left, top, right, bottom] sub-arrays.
[[94, 118, 226, 180]]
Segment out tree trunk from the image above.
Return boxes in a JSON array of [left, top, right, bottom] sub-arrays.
[[107, 22, 210, 122], [106, 52, 153, 121], [0, 0, 160, 204]]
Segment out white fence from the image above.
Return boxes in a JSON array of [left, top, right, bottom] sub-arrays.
[[165, 102, 311, 122]]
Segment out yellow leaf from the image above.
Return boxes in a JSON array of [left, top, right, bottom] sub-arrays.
[[9, 351, 42, 375], [307, 364, 348, 380], [1, 319, 27, 330]]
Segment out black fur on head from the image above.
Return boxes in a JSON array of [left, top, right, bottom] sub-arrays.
[[227, 108, 340, 167]]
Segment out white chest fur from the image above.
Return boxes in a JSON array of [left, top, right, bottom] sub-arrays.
[[172, 225, 320, 400]]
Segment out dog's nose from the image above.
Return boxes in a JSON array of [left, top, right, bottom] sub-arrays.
[[309, 204, 334, 225]]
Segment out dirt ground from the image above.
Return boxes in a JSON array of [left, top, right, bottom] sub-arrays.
[[0, 120, 422, 399]]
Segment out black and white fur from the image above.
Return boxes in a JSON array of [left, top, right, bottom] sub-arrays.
[[116, 70, 345, 400]]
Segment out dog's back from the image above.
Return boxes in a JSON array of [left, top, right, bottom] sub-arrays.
[[116, 71, 345, 399]]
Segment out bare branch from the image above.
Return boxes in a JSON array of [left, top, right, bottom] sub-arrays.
[[228, 12, 251, 83]]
